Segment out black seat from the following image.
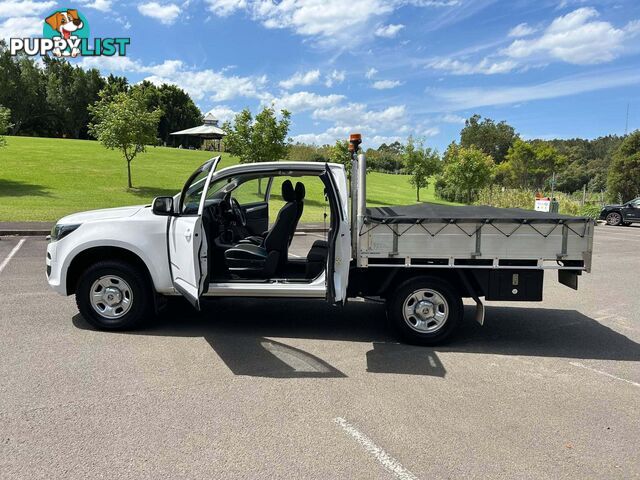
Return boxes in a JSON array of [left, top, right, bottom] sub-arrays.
[[240, 180, 305, 247], [292, 181, 305, 241], [224, 180, 298, 277]]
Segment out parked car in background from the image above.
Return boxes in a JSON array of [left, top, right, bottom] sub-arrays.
[[600, 197, 640, 226]]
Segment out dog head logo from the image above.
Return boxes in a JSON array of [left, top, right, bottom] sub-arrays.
[[45, 9, 84, 39], [43, 9, 89, 57]]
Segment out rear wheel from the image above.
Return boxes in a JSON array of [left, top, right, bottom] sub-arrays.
[[76, 260, 153, 330], [388, 276, 463, 345], [606, 212, 622, 226]]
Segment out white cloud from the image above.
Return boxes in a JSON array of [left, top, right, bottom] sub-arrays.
[[145, 59, 186, 76], [372, 79, 403, 89], [203, 0, 461, 45], [365, 67, 378, 79], [0, 0, 55, 18], [137, 2, 181, 25], [204, 0, 247, 17], [78, 56, 269, 102], [439, 113, 466, 124], [325, 69, 345, 87], [429, 69, 640, 111], [206, 105, 238, 124], [78, 55, 142, 72], [312, 103, 406, 127], [203, 0, 395, 45], [409, 0, 460, 6], [419, 127, 440, 137], [80, 0, 113, 12], [149, 71, 268, 102], [0, 0, 54, 39], [271, 91, 345, 113], [428, 57, 517, 75], [427, 7, 640, 77], [293, 102, 429, 148], [503, 7, 640, 65], [508, 22, 536, 37], [256, 0, 393, 43], [375, 23, 404, 38], [0, 16, 42, 38], [279, 69, 320, 89], [291, 131, 337, 145]]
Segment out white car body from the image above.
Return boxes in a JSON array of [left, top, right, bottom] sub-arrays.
[[45, 150, 594, 345]]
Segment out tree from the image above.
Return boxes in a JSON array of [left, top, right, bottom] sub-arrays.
[[44, 57, 105, 138], [607, 130, 640, 202], [0, 106, 11, 147], [223, 106, 291, 194], [156, 84, 202, 144], [403, 136, 440, 202], [329, 140, 351, 179], [498, 139, 565, 189], [438, 146, 494, 203], [89, 90, 162, 189], [99, 74, 129, 102], [460, 114, 518, 164], [223, 106, 291, 164]]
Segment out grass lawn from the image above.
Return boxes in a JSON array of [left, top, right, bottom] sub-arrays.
[[0, 136, 458, 223]]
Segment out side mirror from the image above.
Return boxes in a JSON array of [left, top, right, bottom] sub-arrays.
[[152, 196, 174, 216]]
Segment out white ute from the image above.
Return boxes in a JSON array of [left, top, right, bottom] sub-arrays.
[[47, 135, 594, 345]]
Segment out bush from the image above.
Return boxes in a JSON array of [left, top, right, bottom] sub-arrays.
[[579, 204, 602, 219], [475, 187, 582, 216]]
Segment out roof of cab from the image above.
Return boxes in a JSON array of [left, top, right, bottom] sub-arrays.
[[214, 161, 343, 177]]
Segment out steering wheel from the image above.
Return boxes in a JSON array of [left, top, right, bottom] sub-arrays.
[[230, 197, 247, 227]]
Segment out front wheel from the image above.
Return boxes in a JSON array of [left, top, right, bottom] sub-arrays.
[[387, 276, 463, 345], [605, 212, 622, 226], [76, 260, 154, 330]]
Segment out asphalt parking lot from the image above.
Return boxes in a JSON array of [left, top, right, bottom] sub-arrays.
[[1, 226, 639, 479]]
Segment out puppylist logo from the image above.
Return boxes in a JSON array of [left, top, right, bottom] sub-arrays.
[[9, 8, 130, 58]]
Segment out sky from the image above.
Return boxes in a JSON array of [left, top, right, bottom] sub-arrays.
[[2, 0, 640, 150]]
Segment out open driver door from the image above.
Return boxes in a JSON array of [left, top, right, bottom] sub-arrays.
[[167, 157, 220, 310]]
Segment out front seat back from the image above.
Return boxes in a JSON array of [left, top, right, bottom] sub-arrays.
[[290, 181, 305, 244], [263, 180, 298, 269]]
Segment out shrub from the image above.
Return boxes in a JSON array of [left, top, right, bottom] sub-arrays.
[[579, 204, 602, 219], [475, 187, 582, 216]]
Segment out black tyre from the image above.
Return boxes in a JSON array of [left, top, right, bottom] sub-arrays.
[[605, 212, 622, 226], [387, 276, 463, 345], [75, 260, 154, 330]]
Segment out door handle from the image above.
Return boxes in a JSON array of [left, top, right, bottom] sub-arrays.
[[184, 228, 192, 241]]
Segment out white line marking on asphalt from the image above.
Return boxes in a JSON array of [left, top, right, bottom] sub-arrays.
[[0, 238, 26, 274], [334, 417, 419, 480], [569, 362, 640, 388]]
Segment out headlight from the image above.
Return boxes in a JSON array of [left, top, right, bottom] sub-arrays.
[[50, 223, 81, 242]]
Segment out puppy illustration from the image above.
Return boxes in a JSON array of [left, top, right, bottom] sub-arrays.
[[45, 9, 84, 57]]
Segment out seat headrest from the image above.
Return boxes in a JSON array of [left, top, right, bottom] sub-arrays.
[[281, 180, 295, 202], [295, 182, 306, 201]]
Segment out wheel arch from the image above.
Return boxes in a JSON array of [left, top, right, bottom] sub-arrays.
[[66, 246, 154, 295]]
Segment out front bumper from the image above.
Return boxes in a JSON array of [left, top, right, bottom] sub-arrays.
[[46, 240, 66, 295]]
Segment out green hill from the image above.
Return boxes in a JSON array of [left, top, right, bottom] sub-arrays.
[[0, 136, 457, 222]]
